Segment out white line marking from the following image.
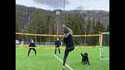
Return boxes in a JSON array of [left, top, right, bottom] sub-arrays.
[[54, 54, 74, 70], [100, 58, 109, 61]]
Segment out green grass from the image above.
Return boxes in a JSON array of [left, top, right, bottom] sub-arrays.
[[101, 47, 109, 58], [16, 46, 109, 70]]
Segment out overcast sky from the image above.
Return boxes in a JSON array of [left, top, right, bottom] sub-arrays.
[[16, 0, 109, 11]]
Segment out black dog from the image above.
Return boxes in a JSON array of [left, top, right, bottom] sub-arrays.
[[81, 52, 90, 65]]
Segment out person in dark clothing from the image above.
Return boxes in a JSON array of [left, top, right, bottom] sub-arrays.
[[28, 39, 37, 56], [55, 38, 61, 54], [81, 52, 90, 65], [62, 25, 75, 66]]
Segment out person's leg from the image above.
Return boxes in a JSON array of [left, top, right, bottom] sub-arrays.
[[55, 47, 57, 54], [28, 48, 31, 56], [58, 47, 61, 54], [32, 48, 37, 56], [63, 49, 70, 66]]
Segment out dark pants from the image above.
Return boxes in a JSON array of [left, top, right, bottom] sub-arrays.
[[63, 49, 70, 66], [55, 46, 60, 54], [28, 48, 36, 56]]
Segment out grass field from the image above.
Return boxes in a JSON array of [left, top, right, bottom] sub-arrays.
[[16, 46, 109, 70]]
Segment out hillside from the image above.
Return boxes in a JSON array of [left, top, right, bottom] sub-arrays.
[[16, 4, 109, 34]]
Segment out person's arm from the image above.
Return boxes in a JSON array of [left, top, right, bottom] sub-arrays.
[[28, 43, 31, 48], [63, 33, 69, 42], [55, 41, 57, 46], [59, 41, 61, 46], [34, 43, 36, 47]]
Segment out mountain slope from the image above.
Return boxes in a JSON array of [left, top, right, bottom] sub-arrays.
[[16, 4, 109, 33]]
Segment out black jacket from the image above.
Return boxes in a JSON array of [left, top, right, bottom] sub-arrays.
[[29, 43, 36, 47], [63, 34, 74, 49], [55, 40, 61, 47]]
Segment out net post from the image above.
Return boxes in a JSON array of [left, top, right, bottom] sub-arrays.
[[99, 32, 103, 60]]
